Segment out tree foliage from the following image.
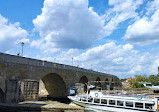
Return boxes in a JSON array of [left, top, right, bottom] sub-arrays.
[[120, 78, 127, 82], [149, 75, 159, 85], [134, 75, 148, 82], [121, 74, 159, 88]]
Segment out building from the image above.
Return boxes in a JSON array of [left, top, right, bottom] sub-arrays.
[[122, 77, 132, 88]]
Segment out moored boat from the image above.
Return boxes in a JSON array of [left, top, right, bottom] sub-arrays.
[[68, 90, 159, 112]]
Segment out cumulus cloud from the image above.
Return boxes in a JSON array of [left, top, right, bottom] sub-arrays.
[[0, 14, 28, 51], [32, 0, 144, 53], [123, 0, 159, 45], [41, 48, 80, 65], [41, 42, 159, 78], [32, 0, 105, 51]]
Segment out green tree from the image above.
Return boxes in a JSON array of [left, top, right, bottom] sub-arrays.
[[132, 83, 144, 88], [120, 78, 127, 82], [134, 75, 148, 82], [148, 75, 159, 85]]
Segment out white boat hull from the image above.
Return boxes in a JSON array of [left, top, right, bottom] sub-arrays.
[[68, 90, 158, 112], [72, 100, 147, 112]]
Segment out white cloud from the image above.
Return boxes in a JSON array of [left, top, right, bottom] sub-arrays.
[[41, 48, 80, 64], [123, 0, 159, 45], [40, 42, 159, 78], [129, 65, 142, 74], [75, 43, 159, 78], [108, 0, 143, 12], [149, 59, 159, 74], [113, 57, 123, 64], [104, 0, 143, 36], [32, 0, 144, 53], [0, 14, 28, 51], [31, 38, 60, 53], [146, 0, 159, 16], [32, 0, 106, 51], [16, 38, 29, 44]]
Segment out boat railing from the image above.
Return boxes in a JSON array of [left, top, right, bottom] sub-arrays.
[[100, 91, 156, 100], [89, 91, 155, 99], [77, 90, 156, 100]]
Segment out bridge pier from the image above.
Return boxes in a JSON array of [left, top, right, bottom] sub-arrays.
[[4, 79, 39, 103]]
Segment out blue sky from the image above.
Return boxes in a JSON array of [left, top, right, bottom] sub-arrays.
[[0, 0, 159, 78]]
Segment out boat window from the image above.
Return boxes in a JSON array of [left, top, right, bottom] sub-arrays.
[[146, 84, 152, 86], [145, 103, 154, 109], [117, 100, 124, 106], [94, 98, 100, 103], [101, 99, 107, 104], [82, 97, 87, 101], [135, 102, 143, 108], [126, 101, 133, 107], [109, 100, 115, 105], [88, 98, 93, 102]]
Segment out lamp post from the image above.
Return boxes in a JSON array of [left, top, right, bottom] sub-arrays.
[[54, 57, 56, 63], [21, 42, 24, 56]]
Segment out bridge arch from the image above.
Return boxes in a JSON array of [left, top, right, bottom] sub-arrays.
[[41, 73, 67, 96], [95, 77, 101, 89], [105, 78, 109, 85], [79, 76, 88, 93], [115, 79, 118, 86], [79, 76, 88, 84], [110, 78, 114, 90], [111, 78, 114, 86], [102, 78, 109, 90]]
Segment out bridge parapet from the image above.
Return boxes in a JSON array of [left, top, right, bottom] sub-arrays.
[[0, 53, 114, 76]]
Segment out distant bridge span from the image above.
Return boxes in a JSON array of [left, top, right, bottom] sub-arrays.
[[0, 53, 121, 102]]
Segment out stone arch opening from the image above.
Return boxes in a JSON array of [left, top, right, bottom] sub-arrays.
[[110, 78, 114, 90], [40, 73, 67, 96], [102, 78, 109, 90], [79, 76, 88, 93], [95, 77, 101, 89], [115, 79, 118, 86], [79, 76, 88, 84], [105, 78, 109, 85], [111, 78, 114, 86]]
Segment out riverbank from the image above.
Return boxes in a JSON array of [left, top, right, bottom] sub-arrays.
[[0, 101, 84, 112]]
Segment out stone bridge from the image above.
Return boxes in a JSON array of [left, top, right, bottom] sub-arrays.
[[0, 53, 121, 102]]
